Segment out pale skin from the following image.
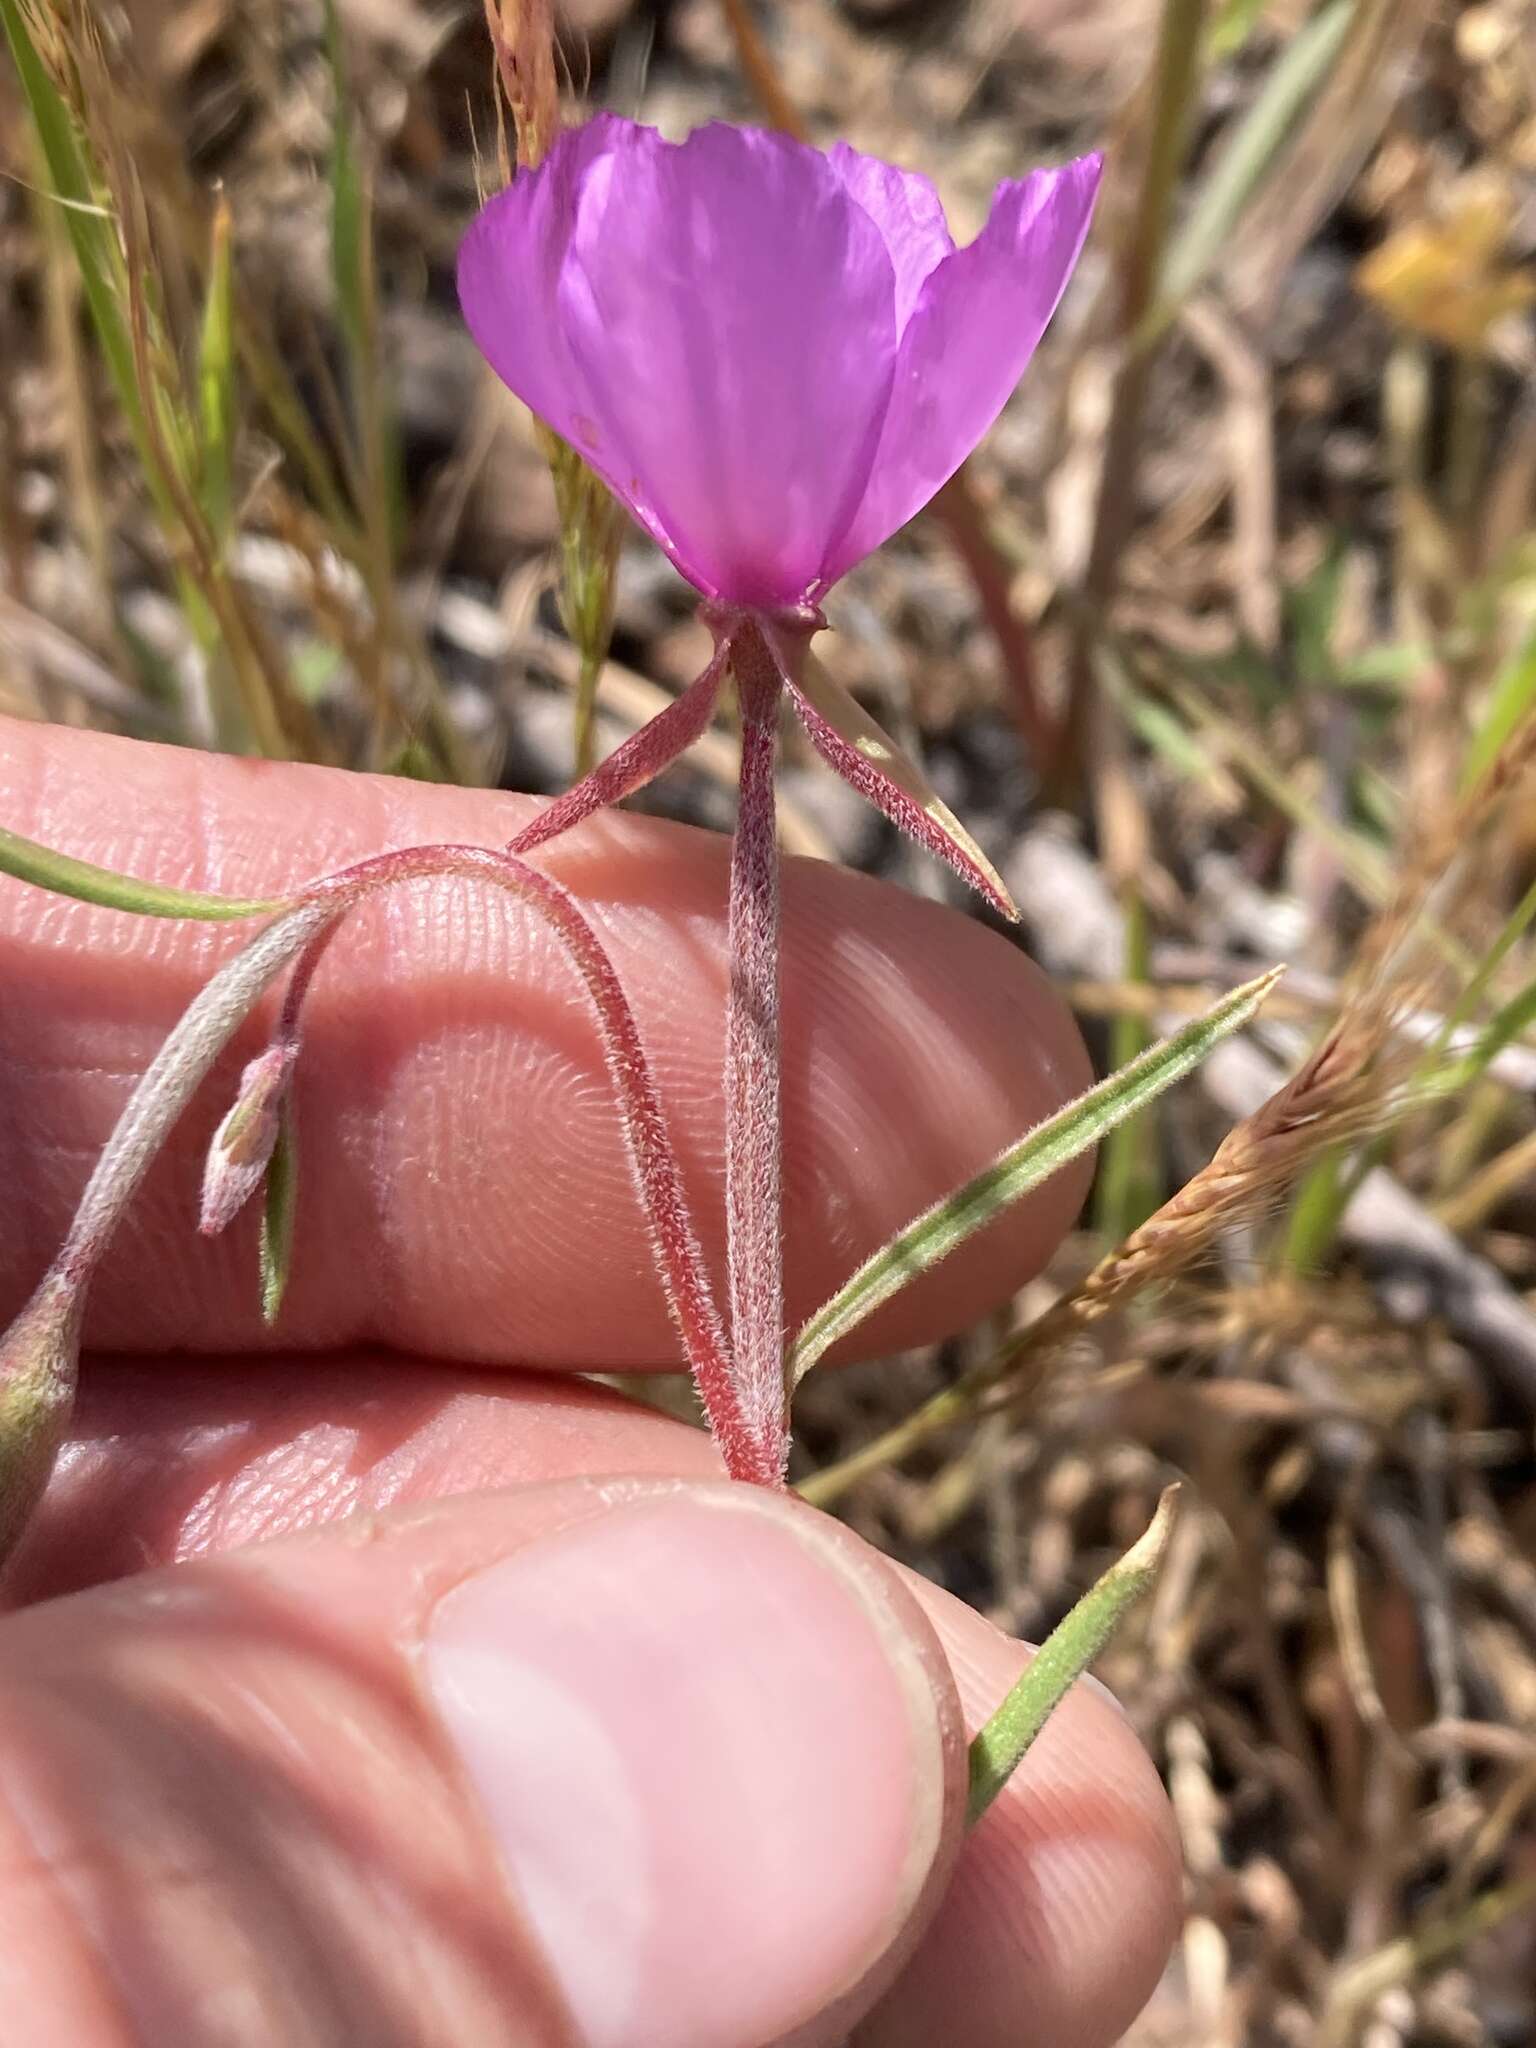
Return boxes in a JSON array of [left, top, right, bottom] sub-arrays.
[[0, 716, 1180, 2047]]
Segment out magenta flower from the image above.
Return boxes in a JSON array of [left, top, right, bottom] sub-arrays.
[[459, 116, 1101, 610], [459, 118, 1101, 1483]]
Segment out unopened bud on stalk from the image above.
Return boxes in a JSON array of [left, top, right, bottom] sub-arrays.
[[0, 1270, 83, 1568], [200, 1042, 297, 1236]]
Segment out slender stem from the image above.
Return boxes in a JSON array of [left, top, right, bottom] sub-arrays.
[[930, 476, 1052, 765], [724, 622, 789, 1484], [60, 901, 337, 1281], [1053, 0, 1209, 795], [288, 844, 767, 1481], [719, 0, 811, 143]]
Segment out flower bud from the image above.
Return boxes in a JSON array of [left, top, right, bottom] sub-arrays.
[[0, 1270, 83, 1568], [200, 1042, 296, 1237]]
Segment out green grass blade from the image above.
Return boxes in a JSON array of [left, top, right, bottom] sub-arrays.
[[197, 194, 237, 544], [324, 0, 365, 362], [790, 968, 1285, 1383], [1094, 889, 1162, 1239], [0, 825, 286, 919], [1141, 0, 1356, 346], [1206, 0, 1267, 61], [1461, 626, 1536, 797], [1279, 1146, 1350, 1274], [968, 1487, 1180, 1823], [1432, 972, 1536, 1098], [0, 0, 143, 436], [259, 1107, 299, 1324]]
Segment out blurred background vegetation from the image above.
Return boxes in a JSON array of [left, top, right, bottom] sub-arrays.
[[2, 0, 1535, 2037]]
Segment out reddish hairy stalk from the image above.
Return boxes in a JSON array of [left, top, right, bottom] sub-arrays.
[[507, 644, 730, 859], [281, 844, 768, 1483], [785, 674, 1016, 919], [723, 620, 790, 1484]]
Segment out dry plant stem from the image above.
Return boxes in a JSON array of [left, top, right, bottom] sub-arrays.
[[724, 621, 790, 1482], [930, 475, 1052, 764], [719, 0, 806, 141], [1054, 0, 1208, 795], [1318, 1875, 1536, 2048]]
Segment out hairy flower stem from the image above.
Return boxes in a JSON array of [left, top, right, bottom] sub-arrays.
[[723, 619, 790, 1483], [239, 844, 766, 1482], [0, 836, 769, 1575], [58, 902, 335, 1286], [0, 898, 332, 1569]]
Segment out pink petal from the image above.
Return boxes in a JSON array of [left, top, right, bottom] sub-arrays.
[[820, 153, 1102, 586], [460, 120, 903, 606], [827, 144, 954, 329]]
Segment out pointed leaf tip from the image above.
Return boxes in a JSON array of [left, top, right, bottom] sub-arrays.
[[0, 824, 287, 921], [787, 656, 1019, 920], [967, 1484, 1180, 1824]]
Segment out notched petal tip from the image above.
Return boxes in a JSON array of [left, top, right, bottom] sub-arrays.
[[820, 146, 1105, 586]]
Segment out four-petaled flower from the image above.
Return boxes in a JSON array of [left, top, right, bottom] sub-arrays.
[[460, 115, 1101, 611], [460, 117, 1101, 1481]]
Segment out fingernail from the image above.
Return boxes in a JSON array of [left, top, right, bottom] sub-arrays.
[[425, 1488, 946, 2048], [1079, 1671, 1131, 1720]]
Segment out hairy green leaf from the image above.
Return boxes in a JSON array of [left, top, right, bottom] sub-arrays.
[[968, 1487, 1180, 1823], [790, 968, 1285, 1383]]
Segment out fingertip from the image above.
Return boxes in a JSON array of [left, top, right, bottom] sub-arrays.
[[0, 716, 1092, 1366], [423, 1485, 968, 2047], [0, 1471, 973, 2048]]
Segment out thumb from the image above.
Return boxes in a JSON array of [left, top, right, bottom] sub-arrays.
[[0, 1476, 965, 2048]]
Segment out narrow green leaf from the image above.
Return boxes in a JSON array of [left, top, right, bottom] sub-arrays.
[[1094, 890, 1162, 1239], [1141, 0, 1356, 346], [323, 0, 409, 622], [197, 194, 237, 544], [1461, 625, 1536, 797], [1289, 531, 1349, 689], [0, 825, 286, 920], [1206, 0, 1267, 62], [968, 1487, 1180, 1823], [790, 967, 1285, 1383], [1278, 1145, 1349, 1273], [1431, 972, 1536, 1098], [0, 0, 195, 516], [259, 1106, 298, 1324], [0, 0, 141, 433]]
